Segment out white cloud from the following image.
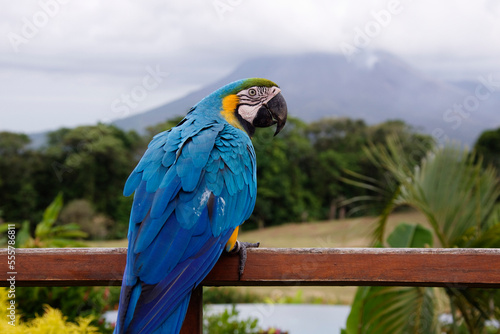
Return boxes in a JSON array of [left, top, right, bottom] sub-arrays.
[[0, 0, 499, 132]]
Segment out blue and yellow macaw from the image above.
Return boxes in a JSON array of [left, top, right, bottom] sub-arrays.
[[114, 78, 287, 334]]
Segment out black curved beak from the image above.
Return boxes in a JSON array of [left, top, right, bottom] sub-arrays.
[[253, 92, 288, 136]]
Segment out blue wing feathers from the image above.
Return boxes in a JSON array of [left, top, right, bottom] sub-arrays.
[[131, 182, 154, 223], [161, 151, 176, 167], [146, 165, 167, 193], [180, 210, 213, 262], [115, 117, 257, 334], [142, 161, 160, 181], [139, 222, 192, 283], [150, 295, 190, 334], [123, 283, 142, 331], [146, 229, 230, 307], [158, 167, 180, 190], [176, 186, 211, 230], [222, 166, 238, 195], [133, 203, 176, 254], [129, 230, 231, 333], [123, 171, 142, 197]]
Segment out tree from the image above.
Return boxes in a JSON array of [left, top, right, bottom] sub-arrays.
[[344, 137, 500, 333], [44, 124, 142, 237], [0, 116, 438, 235], [306, 118, 433, 219], [474, 127, 500, 173], [0, 132, 39, 222], [307, 118, 368, 153], [0, 131, 30, 155]]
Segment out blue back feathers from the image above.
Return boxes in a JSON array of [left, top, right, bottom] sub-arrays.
[[114, 79, 262, 334]]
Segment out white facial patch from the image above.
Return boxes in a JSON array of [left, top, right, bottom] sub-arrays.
[[237, 86, 281, 123]]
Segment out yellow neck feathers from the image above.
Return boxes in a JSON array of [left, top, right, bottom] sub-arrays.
[[221, 94, 244, 131]]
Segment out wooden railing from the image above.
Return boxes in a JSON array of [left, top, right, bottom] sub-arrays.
[[2, 248, 500, 333]]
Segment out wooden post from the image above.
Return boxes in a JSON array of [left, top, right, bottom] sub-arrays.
[[180, 286, 203, 334]]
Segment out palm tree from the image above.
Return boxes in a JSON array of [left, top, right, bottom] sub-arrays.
[[343, 136, 500, 333]]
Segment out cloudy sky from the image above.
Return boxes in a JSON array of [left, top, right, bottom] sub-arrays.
[[1, 0, 499, 133]]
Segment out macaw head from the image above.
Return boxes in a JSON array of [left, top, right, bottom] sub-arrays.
[[203, 78, 288, 137]]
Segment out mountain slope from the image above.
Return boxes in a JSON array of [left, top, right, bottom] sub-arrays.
[[110, 52, 499, 144]]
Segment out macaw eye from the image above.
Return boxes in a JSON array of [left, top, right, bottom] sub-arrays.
[[248, 88, 257, 96]]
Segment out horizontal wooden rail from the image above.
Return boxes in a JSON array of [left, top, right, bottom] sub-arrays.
[[2, 247, 500, 288], [3, 247, 500, 334]]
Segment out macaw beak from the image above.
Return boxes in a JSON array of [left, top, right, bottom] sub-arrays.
[[253, 92, 288, 136]]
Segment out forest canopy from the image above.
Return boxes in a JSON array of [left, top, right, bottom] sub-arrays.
[[1, 117, 496, 240]]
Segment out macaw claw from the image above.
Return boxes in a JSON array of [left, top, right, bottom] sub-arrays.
[[230, 240, 260, 279]]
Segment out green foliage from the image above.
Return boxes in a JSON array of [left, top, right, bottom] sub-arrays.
[[0, 288, 99, 333], [444, 288, 500, 334], [344, 285, 437, 334], [0, 124, 144, 238], [343, 223, 438, 334], [15, 286, 120, 328], [203, 287, 328, 306], [0, 117, 433, 232], [204, 287, 264, 304], [386, 223, 433, 248], [372, 141, 500, 248], [262, 290, 321, 304], [8, 193, 89, 248], [251, 119, 313, 226], [344, 136, 500, 333], [342, 133, 434, 236], [3, 194, 119, 333], [441, 320, 500, 334], [204, 305, 260, 334], [45, 124, 142, 236], [0, 131, 39, 222], [248, 117, 432, 226], [60, 199, 113, 239], [0, 131, 30, 154], [474, 127, 500, 173]]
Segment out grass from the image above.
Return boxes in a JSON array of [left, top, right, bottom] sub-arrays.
[[237, 209, 429, 304], [239, 209, 428, 248], [87, 209, 428, 304]]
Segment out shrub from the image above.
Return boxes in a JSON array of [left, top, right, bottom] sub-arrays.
[[0, 288, 99, 333], [15, 286, 121, 332], [60, 199, 113, 239], [204, 287, 263, 304], [204, 305, 259, 334]]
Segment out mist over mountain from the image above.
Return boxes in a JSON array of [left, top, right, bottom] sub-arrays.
[[111, 52, 499, 145], [27, 52, 498, 147]]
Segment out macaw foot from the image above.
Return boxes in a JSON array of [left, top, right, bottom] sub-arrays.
[[230, 240, 260, 279]]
